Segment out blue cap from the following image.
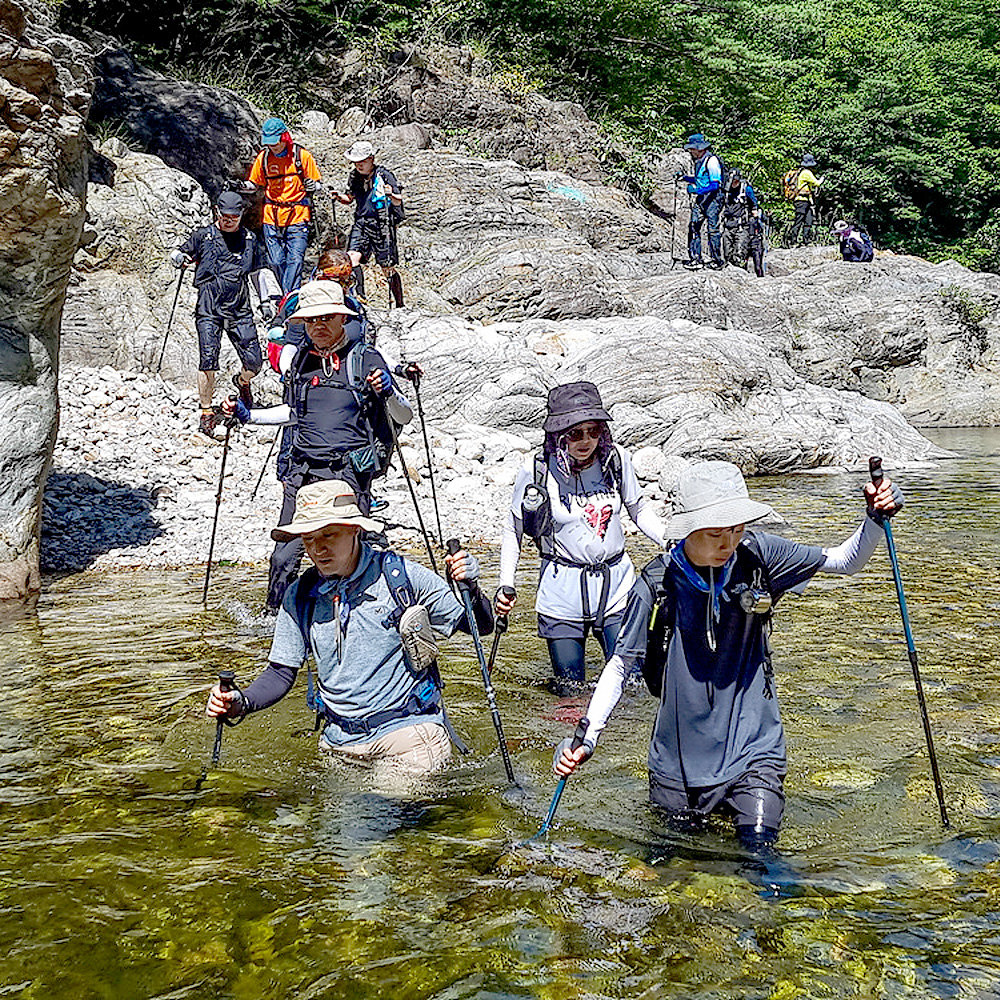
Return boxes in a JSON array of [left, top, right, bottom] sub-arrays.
[[261, 117, 287, 144]]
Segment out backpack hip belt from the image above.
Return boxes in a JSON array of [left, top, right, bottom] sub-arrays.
[[315, 676, 441, 737], [542, 549, 625, 628]]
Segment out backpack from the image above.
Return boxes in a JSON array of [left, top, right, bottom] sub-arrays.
[[522, 447, 624, 555], [376, 165, 405, 224], [639, 541, 775, 699], [290, 554, 470, 751], [782, 168, 801, 201]]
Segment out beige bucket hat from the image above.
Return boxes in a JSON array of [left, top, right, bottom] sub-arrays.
[[270, 480, 382, 541], [665, 461, 774, 538]]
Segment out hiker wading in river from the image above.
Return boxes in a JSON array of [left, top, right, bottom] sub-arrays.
[[496, 382, 666, 689], [221, 279, 411, 611], [554, 460, 903, 851], [206, 480, 493, 778]]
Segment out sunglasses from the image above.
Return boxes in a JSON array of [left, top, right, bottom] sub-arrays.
[[304, 313, 342, 323], [565, 424, 603, 442]]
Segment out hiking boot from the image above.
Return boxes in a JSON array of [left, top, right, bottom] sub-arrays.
[[705, 260, 725, 270], [233, 374, 254, 408], [369, 497, 389, 514], [682, 259, 704, 271], [198, 410, 222, 438]]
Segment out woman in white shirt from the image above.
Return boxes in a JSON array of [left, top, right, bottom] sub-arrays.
[[496, 382, 666, 685]]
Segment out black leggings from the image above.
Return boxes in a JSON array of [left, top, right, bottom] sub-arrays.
[[546, 619, 622, 682]]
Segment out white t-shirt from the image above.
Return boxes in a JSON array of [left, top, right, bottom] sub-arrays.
[[498, 446, 665, 622]]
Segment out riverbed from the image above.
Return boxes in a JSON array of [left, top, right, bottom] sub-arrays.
[[3, 429, 1000, 998]]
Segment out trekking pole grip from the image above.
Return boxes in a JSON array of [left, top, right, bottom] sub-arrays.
[[445, 537, 469, 591], [497, 585, 516, 634], [218, 669, 235, 694], [869, 455, 883, 487], [570, 716, 590, 752]]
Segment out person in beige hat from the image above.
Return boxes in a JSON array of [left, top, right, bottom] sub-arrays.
[[221, 279, 412, 611], [206, 480, 493, 776], [554, 459, 904, 856], [333, 140, 405, 307]]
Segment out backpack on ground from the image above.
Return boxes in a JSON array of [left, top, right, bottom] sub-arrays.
[[782, 168, 801, 201]]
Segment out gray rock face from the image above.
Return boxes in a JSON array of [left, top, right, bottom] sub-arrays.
[[89, 45, 260, 199], [0, 0, 91, 598]]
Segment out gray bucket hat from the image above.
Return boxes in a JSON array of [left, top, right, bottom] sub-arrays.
[[665, 461, 774, 537], [684, 133, 711, 151], [801, 153, 817, 167], [542, 381, 612, 434]]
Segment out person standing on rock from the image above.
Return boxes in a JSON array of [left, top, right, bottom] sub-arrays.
[[495, 382, 667, 690], [205, 479, 492, 778], [222, 279, 411, 611], [553, 460, 904, 854], [681, 133, 725, 271], [244, 117, 323, 293], [170, 190, 280, 438], [785, 153, 823, 246], [721, 169, 765, 277], [332, 140, 405, 308]]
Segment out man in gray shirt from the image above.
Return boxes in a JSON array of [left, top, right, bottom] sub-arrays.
[[206, 480, 493, 778], [555, 460, 903, 851]]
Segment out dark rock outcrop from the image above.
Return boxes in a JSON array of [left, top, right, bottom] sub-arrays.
[[0, 0, 92, 598], [89, 44, 259, 199]]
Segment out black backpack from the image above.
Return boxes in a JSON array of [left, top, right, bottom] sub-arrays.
[[639, 541, 775, 699]]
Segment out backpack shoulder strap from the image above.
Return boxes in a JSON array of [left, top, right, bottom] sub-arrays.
[[381, 550, 416, 616], [736, 534, 774, 599], [292, 566, 322, 650], [346, 341, 369, 392], [607, 446, 624, 495], [292, 143, 305, 182], [533, 451, 548, 489]]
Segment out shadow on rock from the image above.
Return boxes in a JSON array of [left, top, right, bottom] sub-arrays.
[[41, 471, 166, 573]]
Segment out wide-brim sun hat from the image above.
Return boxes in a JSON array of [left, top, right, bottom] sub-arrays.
[[345, 140, 376, 162], [287, 280, 358, 321], [684, 133, 711, 151], [831, 219, 850, 234], [270, 480, 382, 541], [261, 116, 287, 143], [666, 460, 774, 538], [542, 381, 612, 434], [801, 153, 817, 167]]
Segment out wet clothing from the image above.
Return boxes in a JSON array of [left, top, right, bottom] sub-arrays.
[[577, 514, 888, 832], [242, 543, 492, 763], [499, 445, 665, 681], [347, 166, 402, 268]]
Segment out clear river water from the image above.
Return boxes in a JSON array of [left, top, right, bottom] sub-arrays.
[[2, 428, 1000, 999]]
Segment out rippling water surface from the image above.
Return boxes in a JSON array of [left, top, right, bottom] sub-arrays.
[[3, 430, 1000, 999]]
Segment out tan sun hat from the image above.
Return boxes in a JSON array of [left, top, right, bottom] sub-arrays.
[[665, 461, 774, 538], [344, 139, 376, 162], [270, 480, 382, 542], [287, 280, 358, 322]]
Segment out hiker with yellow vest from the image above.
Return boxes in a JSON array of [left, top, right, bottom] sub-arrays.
[[245, 117, 323, 292], [784, 153, 823, 246]]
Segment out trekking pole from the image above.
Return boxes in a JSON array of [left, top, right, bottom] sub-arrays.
[[446, 538, 516, 783], [381, 394, 438, 574], [211, 669, 236, 767], [523, 716, 590, 844], [250, 433, 279, 501], [869, 456, 949, 827], [156, 265, 186, 373], [396, 363, 444, 546], [202, 416, 237, 603], [487, 586, 516, 675]]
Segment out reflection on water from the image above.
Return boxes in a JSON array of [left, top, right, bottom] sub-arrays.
[[3, 433, 1000, 998]]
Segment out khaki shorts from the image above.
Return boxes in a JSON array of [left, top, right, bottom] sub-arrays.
[[321, 721, 451, 778]]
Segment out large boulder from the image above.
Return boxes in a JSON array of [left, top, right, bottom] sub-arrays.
[[89, 44, 259, 199], [0, 0, 92, 598]]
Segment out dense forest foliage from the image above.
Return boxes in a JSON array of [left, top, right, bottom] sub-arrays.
[[62, 0, 1000, 270]]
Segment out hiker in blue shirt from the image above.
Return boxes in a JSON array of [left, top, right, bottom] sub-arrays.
[[555, 460, 903, 852], [206, 479, 493, 778], [680, 134, 725, 271]]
